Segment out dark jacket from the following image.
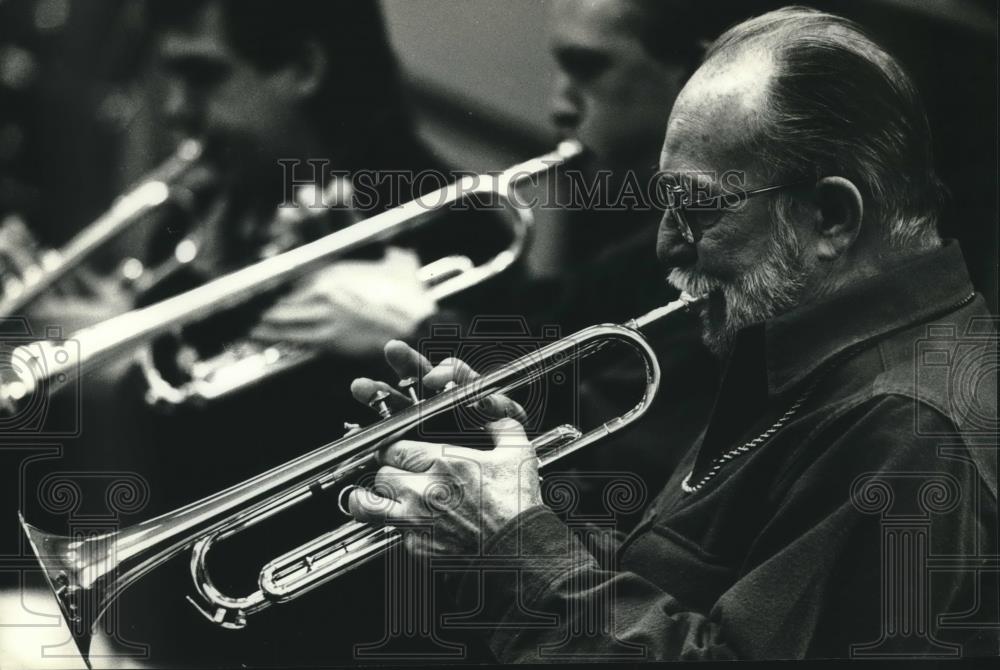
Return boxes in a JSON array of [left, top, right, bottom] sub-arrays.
[[454, 240, 998, 661]]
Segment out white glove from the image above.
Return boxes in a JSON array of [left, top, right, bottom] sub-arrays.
[[251, 247, 437, 357]]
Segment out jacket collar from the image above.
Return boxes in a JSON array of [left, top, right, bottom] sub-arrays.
[[761, 239, 975, 396]]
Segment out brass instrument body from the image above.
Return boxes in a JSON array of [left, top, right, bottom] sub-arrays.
[[4, 142, 584, 406], [0, 140, 205, 320], [20, 292, 701, 665]]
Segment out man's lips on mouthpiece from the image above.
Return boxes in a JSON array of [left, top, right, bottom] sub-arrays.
[[668, 264, 721, 309]]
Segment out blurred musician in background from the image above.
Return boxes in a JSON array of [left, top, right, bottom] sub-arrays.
[[125, 0, 500, 666], [3, 0, 507, 666], [140, 0, 524, 517], [0, 0, 136, 338], [148, 0, 442, 362]]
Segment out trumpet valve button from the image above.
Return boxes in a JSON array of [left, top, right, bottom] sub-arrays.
[[398, 377, 420, 403], [343, 422, 361, 436], [368, 390, 392, 419]]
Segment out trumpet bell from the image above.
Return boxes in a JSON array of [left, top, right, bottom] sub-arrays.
[[19, 514, 110, 664]]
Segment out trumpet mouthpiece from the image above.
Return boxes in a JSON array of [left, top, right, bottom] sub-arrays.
[[177, 138, 203, 162], [556, 139, 586, 161], [680, 291, 707, 306]]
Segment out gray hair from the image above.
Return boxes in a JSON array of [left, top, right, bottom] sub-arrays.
[[706, 7, 945, 250]]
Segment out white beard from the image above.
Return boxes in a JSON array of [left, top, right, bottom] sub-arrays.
[[668, 214, 810, 357]]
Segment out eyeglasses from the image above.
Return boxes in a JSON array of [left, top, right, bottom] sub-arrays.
[[661, 178, 811, 244]]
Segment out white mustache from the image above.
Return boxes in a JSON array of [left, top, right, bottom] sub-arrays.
[[667, 267, 722, 297]]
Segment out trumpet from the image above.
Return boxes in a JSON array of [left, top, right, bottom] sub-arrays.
[[19, 291, 703, 665], [1, 141, 584, 407], [0, 139, 205, 319]]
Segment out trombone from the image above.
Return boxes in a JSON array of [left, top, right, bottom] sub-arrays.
[[20, 291, 704, 665], [1, 141, 584, 406], [0, 139, 204, 319]]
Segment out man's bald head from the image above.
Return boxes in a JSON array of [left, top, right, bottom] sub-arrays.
[[680, 7, 944, 250], [658, 7, 944, 356], [667, 43, 775, 159]]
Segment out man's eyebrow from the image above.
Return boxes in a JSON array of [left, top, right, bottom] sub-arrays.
[[552, 44, 612, 65], [656, 170, 719, 193]]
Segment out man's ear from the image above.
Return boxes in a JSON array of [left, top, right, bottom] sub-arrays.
[[287, 40, 327, 100], [813, 176, 863, 260]]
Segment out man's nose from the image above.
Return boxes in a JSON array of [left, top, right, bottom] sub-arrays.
[[657, 211, 698, 267], [550, 73, 581, 134], [162, 81, 200, 135]]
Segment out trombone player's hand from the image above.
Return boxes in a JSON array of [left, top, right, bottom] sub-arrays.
[[251, 247, 437, 357], [348, 341, 540, 558]]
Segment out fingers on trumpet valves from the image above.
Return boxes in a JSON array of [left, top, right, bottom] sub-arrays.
[[384, 340, 433, 383], [350, 378, 412, 415], [420, 355, 527, 425], [397, 376, 421, 404], [368, 390, 393, 419], [423, 357, 480, 392]]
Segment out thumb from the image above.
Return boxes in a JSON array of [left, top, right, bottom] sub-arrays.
[[383, 246, 421, 270], [486, 417, 532, 453]]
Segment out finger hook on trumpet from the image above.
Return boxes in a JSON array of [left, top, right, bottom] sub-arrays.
[[337, 484, 360, 516]]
